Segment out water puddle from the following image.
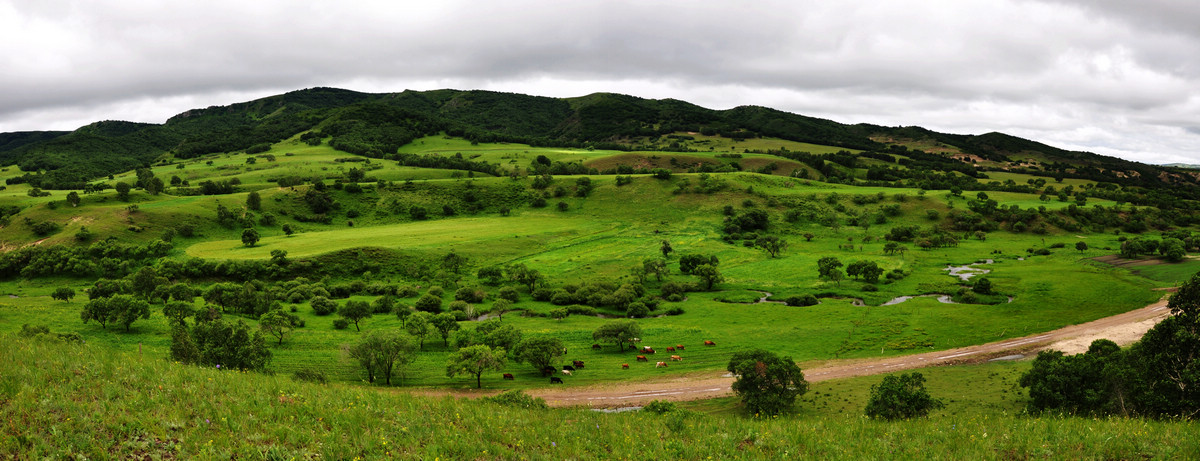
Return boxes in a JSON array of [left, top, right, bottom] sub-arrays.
[[944, 259, 995, 281]]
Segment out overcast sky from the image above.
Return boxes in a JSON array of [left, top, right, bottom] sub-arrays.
[[1, 0, 1197, 164]]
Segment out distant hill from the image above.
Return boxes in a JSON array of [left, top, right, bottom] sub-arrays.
[[1, 87, 1193, 191]]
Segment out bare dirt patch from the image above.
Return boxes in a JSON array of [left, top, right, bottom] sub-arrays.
[[1092, 254, 1167, 268]]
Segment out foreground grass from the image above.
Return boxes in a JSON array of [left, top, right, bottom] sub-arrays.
[[2, 338, 1196, 459]]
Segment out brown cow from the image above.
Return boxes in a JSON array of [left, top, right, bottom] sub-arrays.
[[670, 355, 682, 361], [704, 340, 716, 346], [655, 361, 668, 368], [573, 360, 585, 368], [621, 363, 629, 369], [502, 373, 514, 380], [592, 344, 602, 350], [666, 346, 675, 352], [642, 346, 655, 354], [676, 344, 685, 350], [636, 355, 648, 362]]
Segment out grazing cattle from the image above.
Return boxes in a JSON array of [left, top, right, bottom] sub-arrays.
[[561, 369, 573, 376], [573, 360, 585, 368], [655, 361, 668, 368], [666, 347, 676, 352], [704, 340, 716, 346], [542, 366, 557, 376], [562, 365, 576, 371], [676, 345, 685, 350], [621, 363, 629, 369], [502, 373, 514, 380], [642, 346, 655, 354], [670, 355, 683, 361], [550, 377, 563, 384], [636, 355, 648, 362], [629, 344, 638, 350], [592, 344, 602, 350]]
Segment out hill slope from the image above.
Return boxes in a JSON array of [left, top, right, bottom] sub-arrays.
[[4, 87, 1191, 192]]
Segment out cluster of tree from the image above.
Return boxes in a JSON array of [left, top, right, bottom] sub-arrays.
[[0, 238, 172, 279], [1020, 273, 1200, 418], [1120, 236, 1189, 261], [169, 313, 272, 372]]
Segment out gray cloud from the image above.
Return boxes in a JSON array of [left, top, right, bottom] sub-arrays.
[[0, 0, 1197, 164]]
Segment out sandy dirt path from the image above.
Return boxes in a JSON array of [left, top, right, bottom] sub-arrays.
[[528, 297, 1172, 408]]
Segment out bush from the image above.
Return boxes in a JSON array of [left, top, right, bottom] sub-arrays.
[[566, 305, 597, 315], [333, 318, 349, 330], [861, 284, 878, 292], [498, 286, 520, 303], [482, 390, 548, 409], [864, 372, 945, 420], [641, 400, 678, 414], [397, 285, 420, 298], [664, 307, 685, 316], [414, 294, 443, 313], [310, 296, 337, 316], [292, 367, 328, 384], [627, 302, 650, 318], [785, 295, 819, 307]]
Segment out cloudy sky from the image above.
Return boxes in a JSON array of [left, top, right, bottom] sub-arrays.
[[1, 0, 1197, 164]]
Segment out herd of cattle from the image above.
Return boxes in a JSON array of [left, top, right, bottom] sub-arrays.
[[502, 340, 717, 384]]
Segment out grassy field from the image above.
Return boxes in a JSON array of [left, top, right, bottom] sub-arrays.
[[0, 134, 1180, 391], [4, 337, 1197, 459]]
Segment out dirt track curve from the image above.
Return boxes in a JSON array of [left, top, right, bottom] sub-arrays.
[[528, 297, 1172, 408]]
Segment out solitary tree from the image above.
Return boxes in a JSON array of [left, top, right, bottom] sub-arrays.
[[115, 182, 132, 201], [727, 349, 809, 416], [259, 308, 299, 345], [693, 264, 723, 291], [592, 319, 642, 351], [405, 311, 433, 350], [817, 256, 843, 280], [1076, 241, 1088, 253], [66, 191, 81, 207], [643, 259, 667, 282], [446, 345, 507, 388], [514, 336, 565, 373], [241, 228, 260, 247], [51, 287, 76, 303], [755, 236, 788, 258], [246, 191, 262, 211], [864, 372, 945, 420], [660, 240, 674, 258], [348, 330, 418, 385], [431, 312, 460, 347], [339, 300, 373, 331]]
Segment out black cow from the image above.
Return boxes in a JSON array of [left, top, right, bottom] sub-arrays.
[[550, 377, 564, 384], [562, 365, 576, 371]]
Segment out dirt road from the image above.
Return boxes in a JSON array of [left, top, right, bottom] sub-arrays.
[[529, 297, 1172, 408]]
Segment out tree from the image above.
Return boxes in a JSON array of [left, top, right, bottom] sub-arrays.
[[477, 265, 505, 285], [693, 264, 723, 291], [405, 311, 433, 350], [129, 266, 167, 300], [241, 228, 260, 247], [442, 251, 467, 275], [864, 372, 945, 420], [1019, 340, 1127, 416], [660, 240, 673, 258], [491, 298, 513, 321], [431, 312, 460, 347], [246, 191, 262, 211], [643, 258, 668, 282], [817, 256, 843, 280], [1076, 241, 1088, 253], [163, 301, 196, 325], [446, 345, 507, 388], [414, 293, 443, 313], [115, 182, 131, 201], [65, 191, 81, 207], [509, 264, 543, 292], [727, 349, 809, 416], [755, 236, 788, 258], [348, 330, 418, 385], [81, 294, 151, 332], [51, 287, 76, 302], [282, 224, 295, 236], [339, 300, 373, 331], [973, 277, 992, 295], [592, 319, 642, 351], [514, 336, 565, 373], [259, 308, 299, 345], [679, 254, 719, 274]]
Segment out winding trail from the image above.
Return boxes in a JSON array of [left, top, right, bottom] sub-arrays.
[[528, 296, 1172, 408]]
